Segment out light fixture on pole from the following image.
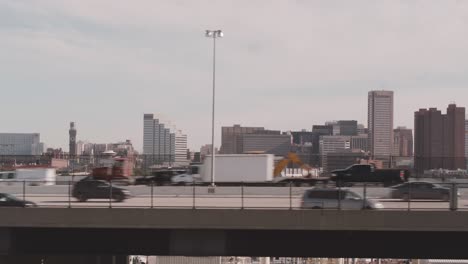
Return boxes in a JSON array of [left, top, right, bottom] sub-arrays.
[[205, 29, 223, 187]]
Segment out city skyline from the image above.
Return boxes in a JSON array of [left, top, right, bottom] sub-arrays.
[[2, 1, 468, 151]]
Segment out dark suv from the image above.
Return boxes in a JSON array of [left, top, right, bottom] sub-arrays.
[[72, 179, 131, 202]]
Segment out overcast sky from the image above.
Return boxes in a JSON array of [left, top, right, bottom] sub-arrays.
[[2, 0, 468, 152]]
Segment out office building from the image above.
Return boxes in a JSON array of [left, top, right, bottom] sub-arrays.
[[337, 120, 358, 136], [351, 135, 368, 152], [319, 135, 351, 167], [143, 114, 188, 166], [324, 120, 357, 136], [357, 124, 368, 135], [291, 130, 314, 145], [220, 125, 265, 154], [319, 136, 351, 155], [309, 125, 333, 166], [414, 104, 466, 174], [220, 124, 288, 156], [368, 90, 394, 160], [393, 127, 413, 157], [200, 144, 219, 161], [237, 133, 291, 156], [0, 133, 44, 155], [69, 122, 77, 157]]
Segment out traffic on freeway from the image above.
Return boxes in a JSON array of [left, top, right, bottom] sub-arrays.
[[0, 179, 464, 210]]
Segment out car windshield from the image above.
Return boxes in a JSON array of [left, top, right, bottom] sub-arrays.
[[345, 191, 361, 200]]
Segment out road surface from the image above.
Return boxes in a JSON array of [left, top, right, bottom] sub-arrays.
[[0, 184, 465, 210]]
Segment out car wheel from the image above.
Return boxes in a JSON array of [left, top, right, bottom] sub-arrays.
[[114, 194, 125, 202], [300, 182, 310, 187], [312, 206, 322, 209], [402, 193, 409, 201], [77, 193, 87, 202], [442, 193, 450, 201]]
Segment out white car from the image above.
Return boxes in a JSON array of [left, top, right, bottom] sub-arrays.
[[301, 188, 384, 210]]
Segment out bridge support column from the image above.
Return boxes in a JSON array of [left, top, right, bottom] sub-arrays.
[[0, 255, 128, 264]]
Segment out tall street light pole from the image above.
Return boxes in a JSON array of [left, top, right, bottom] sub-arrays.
[[205, 29, 223, 187]]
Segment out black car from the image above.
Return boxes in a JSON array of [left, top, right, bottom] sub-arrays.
[[72, 179, 131, 202], [0, 193, 37, 207], [390, 181, 455, 201]]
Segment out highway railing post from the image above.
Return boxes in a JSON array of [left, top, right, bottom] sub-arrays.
[[109, 180, 113, 209], [22, 180, 26, 207], [338, 184, 342, 210], [241, 182, 244, 210], [192, 183, 196, 209], [68, 180, 71, 208], [450, 182, 458, 211], [362, 183, 367, 210], [407, 182, 411, 211], [289, 182, 292, 210], [150, 182, 154, 209]]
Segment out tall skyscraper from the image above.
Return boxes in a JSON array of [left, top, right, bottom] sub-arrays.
[[69, 122, 77, 157], [143, 114, 188, 166], [368, 90, 394, 160], [414, 104, 466, 174], [393, 127, 413, 157]]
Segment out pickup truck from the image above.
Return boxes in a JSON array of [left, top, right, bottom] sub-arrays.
[[330, 164, 410, 187]]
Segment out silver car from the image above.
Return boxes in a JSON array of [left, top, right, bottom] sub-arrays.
[[301, 188, 384, 210]]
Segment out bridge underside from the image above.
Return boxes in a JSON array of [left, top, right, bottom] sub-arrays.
[[1, 227, 467, 259]]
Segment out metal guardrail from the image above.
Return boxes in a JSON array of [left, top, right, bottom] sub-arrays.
[[0, 180, 464, 210]]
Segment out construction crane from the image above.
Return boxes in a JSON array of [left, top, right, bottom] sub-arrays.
[[273, 152, 311, 177]]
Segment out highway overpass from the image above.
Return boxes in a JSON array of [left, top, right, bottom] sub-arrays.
[[0, 208, 468, 259]]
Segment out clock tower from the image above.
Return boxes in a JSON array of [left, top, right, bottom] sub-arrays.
[[69, 122, 77, 157]]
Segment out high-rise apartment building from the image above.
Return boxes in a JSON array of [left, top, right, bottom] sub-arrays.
[[368, 90, 394, 159], [174, 131, 189, 166], [393, 127, 413, 157], [0, 133, 44, 155], [414, 104, 466, 174], [143, 114, 188, 166]]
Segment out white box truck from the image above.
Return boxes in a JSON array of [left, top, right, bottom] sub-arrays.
[[198, 154, 274, 183], [15, 168, 57, 186]]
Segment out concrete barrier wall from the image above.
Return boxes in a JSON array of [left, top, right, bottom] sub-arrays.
[[1, 208, 468, 231]]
